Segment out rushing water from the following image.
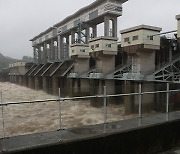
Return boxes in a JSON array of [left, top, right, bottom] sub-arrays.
[[0, 82, 136, 138]]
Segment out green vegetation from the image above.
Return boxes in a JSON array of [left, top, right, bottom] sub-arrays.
[[0, 53, 33, 72], [0, 53, 17, 72]]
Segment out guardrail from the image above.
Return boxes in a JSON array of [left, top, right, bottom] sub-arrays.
[[0, 83, 180, 139]]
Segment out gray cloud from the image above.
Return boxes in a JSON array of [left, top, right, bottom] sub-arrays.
[[0, 0, 180, 59]]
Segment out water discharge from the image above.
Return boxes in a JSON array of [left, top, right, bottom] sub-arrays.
[[0, 82, 136, 138]]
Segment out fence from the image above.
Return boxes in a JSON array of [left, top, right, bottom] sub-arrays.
[[0, 83, 180, 139]]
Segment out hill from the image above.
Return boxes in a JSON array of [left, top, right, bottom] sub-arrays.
[[0, 53, 18, 71]]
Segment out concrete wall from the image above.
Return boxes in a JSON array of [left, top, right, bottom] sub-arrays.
[[6, 116, 180, 154]]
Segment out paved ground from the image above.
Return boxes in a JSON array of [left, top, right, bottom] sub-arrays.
[[0, 111, 180, 153], [163, 149, 180, 154]]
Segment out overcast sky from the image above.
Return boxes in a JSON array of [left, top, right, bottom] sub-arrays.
[[0, 0, 180, 59]]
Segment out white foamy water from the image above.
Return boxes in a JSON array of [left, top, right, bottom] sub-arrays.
[[0, 82, 136, 138]]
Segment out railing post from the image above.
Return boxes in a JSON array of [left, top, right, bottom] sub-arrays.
[[166, 83, 170, 114], [1, 91, 5, 139], [138, 83, 142, 118], [103, 86, 107, 133], [58, 88, 62, 131]]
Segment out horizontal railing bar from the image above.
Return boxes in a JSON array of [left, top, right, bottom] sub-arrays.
[[142, 89, 180, 95], [108, 89, 180, 97], [0, 99, 59, 106], [60, 95, 102, 101], [1, 89, 180, 107]]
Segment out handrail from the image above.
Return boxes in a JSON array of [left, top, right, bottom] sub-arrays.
[[1, 84, 180, 140], [1, 89, 180, 107]]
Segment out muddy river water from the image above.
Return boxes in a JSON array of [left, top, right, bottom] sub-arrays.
[[0, 82, 136, 138]]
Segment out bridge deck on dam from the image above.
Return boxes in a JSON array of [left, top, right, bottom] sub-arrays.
[[1, 111, 180, 154]]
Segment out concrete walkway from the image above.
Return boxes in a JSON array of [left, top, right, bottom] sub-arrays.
[[1, 111, 180, 154]]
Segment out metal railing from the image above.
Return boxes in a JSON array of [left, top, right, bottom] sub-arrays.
[[145, 53, 180, 77], [0, 83, 180, 139]]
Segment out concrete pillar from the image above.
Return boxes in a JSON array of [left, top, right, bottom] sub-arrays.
[[19, 76, 23, 85], [50, 40, 55, 61], [124, 81, 136, 115], [142, 83, 155, 112], [43, 43, 48, 63], [77, 30, 81, 44], [28, 77, 35, 89], [92, 25, 97, 38], [9, 75, 12, 83], [43, 77, 48, 92], [71, 57, 90, 96], [105, 80, 115, 95], [52, 77, 59, 95], [71, 30, 75, 44], [11, 76, 13, 83], [139, 51, 155, 75], [124, 81, 155, 115], [104, 16, 117, 37], [33, 47, 38, 64], [80, 79, 89, 95], [11, 76, 14, 83], [47, 43, 51, 62], [71, 79, 89, 97], [23, 76, 28, 87], [13, 76, 15, 83], [54, 45, 58, 61], [37, 46, 42, 64], [31, 77, 35, 89], [65, 35, 70, 59], [96, 55, 115, 74], [47, 77, 52, 94], [58, 35, 64, 61], [90, 80, 104, 107], [14, 76, 16, 83], [28, 77, 31, 88], [104, 80, 116, 105], [133, 83, 141, 113], [57, 35, 60, 60], [104, 16, 110, 37], [85, 26, 90, 43], [35, 77, 41, 90], [72, 79, 80, 96], [112, 17, 118, 37], [15, 76, 17, 84]]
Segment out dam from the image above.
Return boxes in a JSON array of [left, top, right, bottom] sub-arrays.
[[0, 0, 180, 153]]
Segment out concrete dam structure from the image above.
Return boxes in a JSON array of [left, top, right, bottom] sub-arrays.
[[1, 0, 180, 110], [0, 1, 180, 153]]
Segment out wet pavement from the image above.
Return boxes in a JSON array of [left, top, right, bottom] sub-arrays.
[[163, 150, 180, 154], [0, 111, 180, 153]]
